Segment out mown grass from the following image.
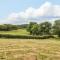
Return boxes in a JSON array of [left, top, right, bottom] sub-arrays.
[[0, 29, 29, 35], [0, 39, 60, 60]]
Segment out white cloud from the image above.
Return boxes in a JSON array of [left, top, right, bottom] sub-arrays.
[[1, 1, 60, 24], [18, 2, 60, 18]]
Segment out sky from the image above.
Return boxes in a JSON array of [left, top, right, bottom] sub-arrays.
[[0, 0, 60, 24]]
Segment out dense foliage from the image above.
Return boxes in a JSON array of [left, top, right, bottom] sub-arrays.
[[53, 20, 60, 37], [27, 20, 60, 37], [27, 22, 52, 35], [0, 20, 60, 38], [0, 34, 54, 39], [0, 24, 19, 31], [0, 24, 28, 31]]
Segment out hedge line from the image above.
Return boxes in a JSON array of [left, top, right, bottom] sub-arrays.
[[0, 34, 55, 39]]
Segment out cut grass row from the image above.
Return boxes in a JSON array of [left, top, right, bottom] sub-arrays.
[[0, 39, 60, 60]]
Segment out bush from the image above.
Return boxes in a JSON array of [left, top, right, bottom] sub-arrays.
[[0, 34, 54, 39]]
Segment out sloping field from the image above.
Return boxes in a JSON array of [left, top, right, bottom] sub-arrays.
[[0, 39, 60, 60], [0, 29, 29, 35]]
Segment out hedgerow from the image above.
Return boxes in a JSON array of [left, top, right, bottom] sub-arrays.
[[0, 34, 54, 39]]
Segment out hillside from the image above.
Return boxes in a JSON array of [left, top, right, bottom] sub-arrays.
[[0, 29, 29, 35]]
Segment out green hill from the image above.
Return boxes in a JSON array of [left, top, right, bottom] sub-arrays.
[[0, 29, 29, 35]]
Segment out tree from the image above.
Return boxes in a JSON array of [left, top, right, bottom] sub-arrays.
[[31, 24, 39, 35], [27, 22, 52, 35], [39, 22, 52, 35], [27, 22, 37, 34], [0, 24, 19, 31], [53, 20, 60, 37]]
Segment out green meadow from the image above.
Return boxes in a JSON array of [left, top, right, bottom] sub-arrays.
[[0, 29, 29, 35]]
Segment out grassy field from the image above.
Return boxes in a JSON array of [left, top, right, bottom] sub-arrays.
[[0, 39, 60, 60], [0, 29, 29, 35]]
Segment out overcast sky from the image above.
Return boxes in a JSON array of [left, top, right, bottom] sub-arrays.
[[0, 0, 60, 24]]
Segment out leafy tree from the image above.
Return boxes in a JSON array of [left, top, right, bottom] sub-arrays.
[[31, 24, 39, 35], [0, 24, 19, 31], [27, 22, 37, 34], [27, 21, 52, 35], [53, 20, 60, 37], [38, 25, 42, 35], [39, 22, 52, 35]]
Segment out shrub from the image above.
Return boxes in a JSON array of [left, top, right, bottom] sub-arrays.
[[0, 34, 54, 39]]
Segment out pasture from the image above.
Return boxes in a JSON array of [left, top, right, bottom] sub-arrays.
[[0, 29, 29, 35], [0, 39, 60, 60]]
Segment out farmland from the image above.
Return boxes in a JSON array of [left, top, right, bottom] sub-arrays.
[[0, 0, 60, 60], [0, 39, 60, 60], [0, 29, 29, 35]]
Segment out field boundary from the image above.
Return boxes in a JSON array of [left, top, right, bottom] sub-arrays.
[[0, 34, 55, 39]]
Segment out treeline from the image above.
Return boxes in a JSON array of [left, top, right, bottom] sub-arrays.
[[0, 24, 27, 31], [0, 34, 54, 39], [0, 24, 19, 31], [27, 20, 60, 37], [0, 20, 60, 38]]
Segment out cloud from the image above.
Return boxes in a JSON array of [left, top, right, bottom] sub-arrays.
[[16, 2, 60, 17], [1, 1, 60, 24]]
